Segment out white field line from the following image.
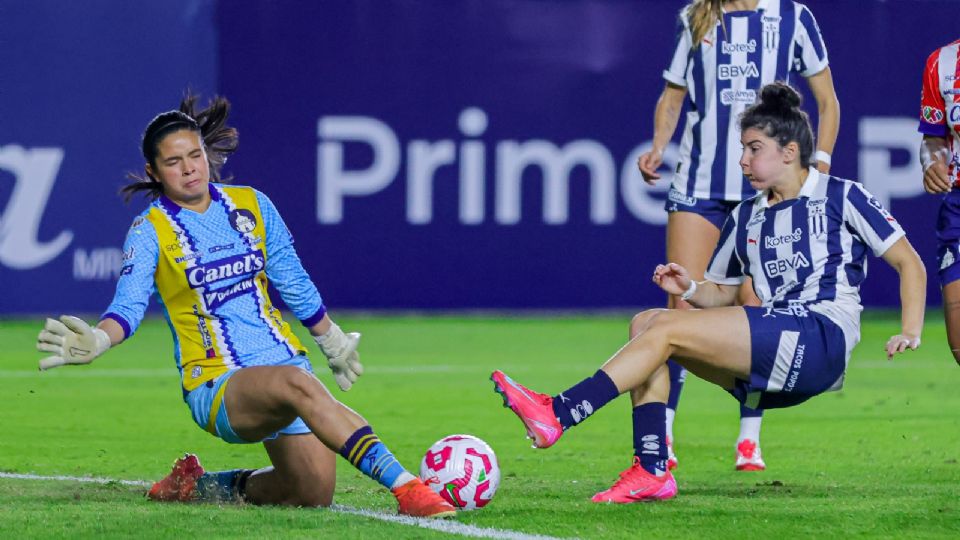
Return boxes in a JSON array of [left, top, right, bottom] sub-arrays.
[[0, 472, 569, 540], [0, 365, 545, 378]]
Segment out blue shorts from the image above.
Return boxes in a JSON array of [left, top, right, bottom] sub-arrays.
[[936, 189, 960, 287], [664, 187, 740, 230], [185, 355, 314, 444], [727, 305, 848, 410]]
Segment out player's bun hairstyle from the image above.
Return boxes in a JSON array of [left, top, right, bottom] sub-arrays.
[[122, 93, 239, 201], [686, 0, 724, 48], [740, 82, 815, 169]]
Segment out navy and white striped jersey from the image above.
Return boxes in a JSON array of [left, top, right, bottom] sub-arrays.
[[664, 0, 829, 202], [704, 169, 905, 354]]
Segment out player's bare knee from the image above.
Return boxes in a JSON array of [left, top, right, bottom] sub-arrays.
[[630, 309, 667, 338], [282, 366, 331, 406]]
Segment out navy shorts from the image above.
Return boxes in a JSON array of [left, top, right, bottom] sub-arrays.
[[664, 187, 740, 230], [728, 305, 848, 410], [936, 189, 960, 287]]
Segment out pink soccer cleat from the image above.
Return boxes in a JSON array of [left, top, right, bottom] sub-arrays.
[[735, 439, 766, 471], [147, 454, 205, 502], [666, 436, 678, 471], [490, 370, 563, 448], [591, 456, 677, 503]]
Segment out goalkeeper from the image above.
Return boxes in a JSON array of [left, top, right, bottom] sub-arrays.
[[35, 94, 455, 518]]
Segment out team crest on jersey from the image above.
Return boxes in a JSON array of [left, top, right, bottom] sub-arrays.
[[806, 198, 827, 238], [747, 210, 766, 226], [762, 15, 780, 51], [229, 209, 257, 234], [923, 106, 944, 124]]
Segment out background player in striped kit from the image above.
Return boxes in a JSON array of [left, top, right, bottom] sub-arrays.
[[635, 0, 840, 471], [918, 39, 960, 366], [35, 95, 456, 518], [493, 82, 924, 502]]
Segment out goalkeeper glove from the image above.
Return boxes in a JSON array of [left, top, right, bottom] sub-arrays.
[[314, 323, 363, 391], [36, 315, 112, 371]]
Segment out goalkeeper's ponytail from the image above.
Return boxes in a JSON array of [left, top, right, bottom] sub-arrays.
[[122, 92, 239, 202], [686, 0, 725, 49]]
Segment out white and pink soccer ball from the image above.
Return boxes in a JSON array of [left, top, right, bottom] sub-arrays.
[[419, 434, 500, 511]]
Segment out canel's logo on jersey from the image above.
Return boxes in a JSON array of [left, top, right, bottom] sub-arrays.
[[764, 252, 810, 278], [718, 62, 759, 80], [950, 105, 960, 123], [0, 145, 73, 269], [186, 250, 265, 288]]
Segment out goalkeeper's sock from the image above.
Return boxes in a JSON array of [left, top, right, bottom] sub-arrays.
[[340, 426, 414, 490], [195, 469, 255, 502], [551, 369, 619, 430], [632, 402, 669, 476]]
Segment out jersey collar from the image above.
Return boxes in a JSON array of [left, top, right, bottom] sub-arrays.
[[757, 166, 821, 208]]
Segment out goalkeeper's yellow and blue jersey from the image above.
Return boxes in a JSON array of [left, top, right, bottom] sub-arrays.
[[102, 184, 324, 393]]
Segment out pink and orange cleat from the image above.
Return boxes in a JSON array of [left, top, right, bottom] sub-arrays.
[[391, 478, 457, 518], [735, 439, 766, 471], [147, 453, 205, 502], [490, 370, 563, 448], [591, 456, 677, 503], [666, 436, 678, 471]]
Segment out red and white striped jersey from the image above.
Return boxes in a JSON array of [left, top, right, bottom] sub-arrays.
[[918, 39, 960, 187]]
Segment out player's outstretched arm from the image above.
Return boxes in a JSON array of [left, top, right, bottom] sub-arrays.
[[880, 237, 926, 359], [652, 262, 738, 308], [310, 314, 364, 391], [36, 316, 122, 370]]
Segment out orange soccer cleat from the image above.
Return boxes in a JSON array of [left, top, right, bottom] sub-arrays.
[[392, 477, 458, 518], [147, 453, 205, 502]]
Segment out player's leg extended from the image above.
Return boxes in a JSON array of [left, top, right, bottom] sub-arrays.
[[223, 365, 455, 517], [493, 308, 752, 448], [664, 211, 722, 466], [735, 277, 766, 471]]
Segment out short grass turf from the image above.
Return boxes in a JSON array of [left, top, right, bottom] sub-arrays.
[[1, 313, 958, 539]]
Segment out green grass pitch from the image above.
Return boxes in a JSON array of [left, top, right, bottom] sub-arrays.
[[1, 313, 958, 538]]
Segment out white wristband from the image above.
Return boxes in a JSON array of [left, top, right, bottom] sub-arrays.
[[814, 150, 831, 166], [680, 280, 698, 301]]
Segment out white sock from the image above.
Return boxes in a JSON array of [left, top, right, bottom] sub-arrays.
[[389, 471, 416, 490], [738, 416, 762, 444], [665, 408, 676, 442]]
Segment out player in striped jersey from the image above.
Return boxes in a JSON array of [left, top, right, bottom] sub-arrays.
[[35, 95, 455, 518], [492, 83, 924, 502], [637, 0, 840, 471], [918, 39, 960, 366]]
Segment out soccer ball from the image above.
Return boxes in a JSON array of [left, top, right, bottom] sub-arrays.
[[419, 434, 500, 510]]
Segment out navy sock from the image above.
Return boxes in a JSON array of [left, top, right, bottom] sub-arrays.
[[551, 370, 619, 430], [632, 403, 668, 475], [740, 403, 764, 418], [195, 469, 253, 502], [666, 360, 686, 411], [339, 425, 413, 490]]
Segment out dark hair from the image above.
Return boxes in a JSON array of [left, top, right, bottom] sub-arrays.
[[121, 93, 238, 201], [740, 82, 814, 168]]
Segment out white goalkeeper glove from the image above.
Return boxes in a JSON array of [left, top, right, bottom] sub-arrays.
[[314, 323, 363, 391], [36, 315, 112, 371]]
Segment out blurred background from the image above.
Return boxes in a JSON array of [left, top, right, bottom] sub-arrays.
[[1, 0, 955, 314]]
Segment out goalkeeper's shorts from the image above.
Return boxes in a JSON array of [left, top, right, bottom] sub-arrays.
[[727, 306, 848, 410], [185, 354, 314, 444]]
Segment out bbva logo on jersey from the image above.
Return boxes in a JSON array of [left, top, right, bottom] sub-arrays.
[[764, 252, 810, 278]]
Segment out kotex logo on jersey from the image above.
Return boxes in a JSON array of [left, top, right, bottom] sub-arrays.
[[186, 249, 265, 288], [764, 228, 803, 249], [721, 39, 757, 55]]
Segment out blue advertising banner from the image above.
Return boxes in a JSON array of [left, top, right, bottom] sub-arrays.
[[1, 0, 955, 312]]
